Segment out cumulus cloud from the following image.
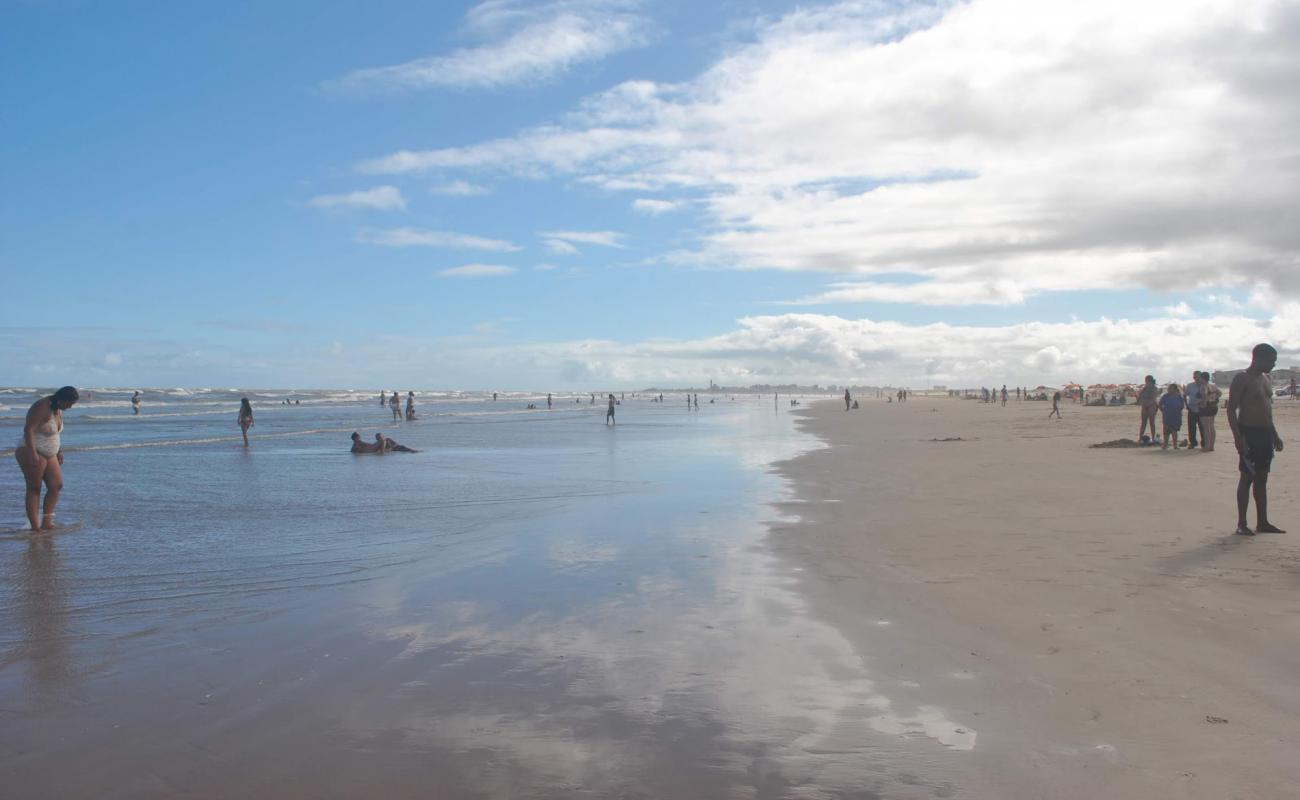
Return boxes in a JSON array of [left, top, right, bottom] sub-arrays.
[[356, 0, 1300, 305], [457, 306, 1300, 387], [327, 0, 652, 93], [437, 264, 519, 278], [356, 227, 522, 251], [309, 185, 406, 210]]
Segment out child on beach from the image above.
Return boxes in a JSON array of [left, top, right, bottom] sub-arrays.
[[1159, 383, 1185, 450]]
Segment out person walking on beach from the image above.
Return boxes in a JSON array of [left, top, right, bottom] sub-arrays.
[[131, 390, 141, 415], [14, 386, 79, 531], [1159, 383, 1185, 450], [1227, 343, 1285, 535], [844, 389, 852, 411], [238, 397, 254, 446], [1137, 375, 1159, 441], [1199, 370, 1221, 452], [1184, 371, 1204, 449], [1048, 391, 1061, 419], [1001, 385, 1008, 406], [606, 393, 616, 425]]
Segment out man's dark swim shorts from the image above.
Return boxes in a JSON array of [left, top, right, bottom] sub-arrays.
[[1239, 425, 1275, 473]]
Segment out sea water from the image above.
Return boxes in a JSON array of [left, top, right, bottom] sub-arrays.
[[0, 388, 968, 798]]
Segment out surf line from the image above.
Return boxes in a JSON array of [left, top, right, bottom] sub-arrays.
[[0, 426, 358, 456]]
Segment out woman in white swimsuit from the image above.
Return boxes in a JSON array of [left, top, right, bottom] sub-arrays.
[[15, 386, 79, 531]]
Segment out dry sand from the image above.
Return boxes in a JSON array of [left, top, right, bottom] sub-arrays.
[[773, 395, 1300, 799]]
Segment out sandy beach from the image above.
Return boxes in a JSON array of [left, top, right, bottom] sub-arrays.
[[774, 395, 1300, 799]]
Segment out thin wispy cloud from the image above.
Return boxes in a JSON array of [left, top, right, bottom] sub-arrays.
[[310, 185, 406, 210], [632, 198, 679, 215], [785, 280, 1028, 307], [357, 0, 1300, 308], [356, 227, 522, 251], [430, 180, 492, 196], [327, 0, 652, 93], [540, 229, 625, 255], [437, 264, 518, 278]]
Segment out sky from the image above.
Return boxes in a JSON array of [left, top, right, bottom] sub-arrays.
[[2, 0, 1299, 390]]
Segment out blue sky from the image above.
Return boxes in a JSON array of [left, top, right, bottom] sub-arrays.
[[2, 0, 1297, 389]]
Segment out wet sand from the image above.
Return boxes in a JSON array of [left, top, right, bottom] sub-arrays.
[[774, 396, 1300, 799]]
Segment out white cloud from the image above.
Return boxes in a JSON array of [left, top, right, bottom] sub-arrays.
[[309, 185, 407, 211], [437, 264, 519, 278], [1163, 302, 1194, 317], [356, 227, 522, 251], [540, 229, 624, 255], [631, 198, 679, 215], [327, 0, 652, 93], [356, 0, 1300, 306], [103, 352, 123, 367], [447, 305, 1300, 387], [786, 279, 1027, 307], [430, 180, 492, 196]]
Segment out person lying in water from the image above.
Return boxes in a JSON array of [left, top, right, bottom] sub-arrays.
[[377, 433, 418, 453], [350, 432, 384, 453]]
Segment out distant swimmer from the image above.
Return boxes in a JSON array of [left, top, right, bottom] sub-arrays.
[[389, 390, 401, 421], [844, 389, 851, 411], [131, 390, 141, 415], [14, 386, 79, 531], [1228, 343, 1285, 535], [350, 432, 383, 453], [405, 391, 417, 421], [378, 433, 418, 453], [238, 397, 254, 446], [1048, 391, 1061, 419], [607, 393, 616, 425]]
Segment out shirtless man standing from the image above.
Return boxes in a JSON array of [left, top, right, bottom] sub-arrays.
[[1227, 343, 1285, 535]]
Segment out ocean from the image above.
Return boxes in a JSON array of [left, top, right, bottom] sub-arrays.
[[0, 387, 964, 798]]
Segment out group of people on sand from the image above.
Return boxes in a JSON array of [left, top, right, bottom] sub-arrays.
[[379, 390, 418, 421], [1136, 371, 1223, 451]]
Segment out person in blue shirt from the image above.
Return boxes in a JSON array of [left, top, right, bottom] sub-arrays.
[[1159, 383, 1186, 450]]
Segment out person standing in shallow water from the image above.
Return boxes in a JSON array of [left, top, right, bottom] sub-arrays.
[[238, 397, 254, 446], [15, 386, 79, 531], [389, 390, 400, 421], [606, 393, 616, 425], [1228, 343, 1285, 535], [131, 391, 141, 415]]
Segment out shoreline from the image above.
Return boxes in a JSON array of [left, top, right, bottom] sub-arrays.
[[771, 396, 1300, 798]]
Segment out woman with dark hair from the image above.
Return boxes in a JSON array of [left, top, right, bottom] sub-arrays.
[[1137, 375, 1159, 442], [14, 386, 79, 531], [405, 391, 417, 421], [238, 398, 254, 446]]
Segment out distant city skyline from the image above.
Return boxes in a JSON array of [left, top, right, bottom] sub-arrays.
[[3, 0, 1297, 389]]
